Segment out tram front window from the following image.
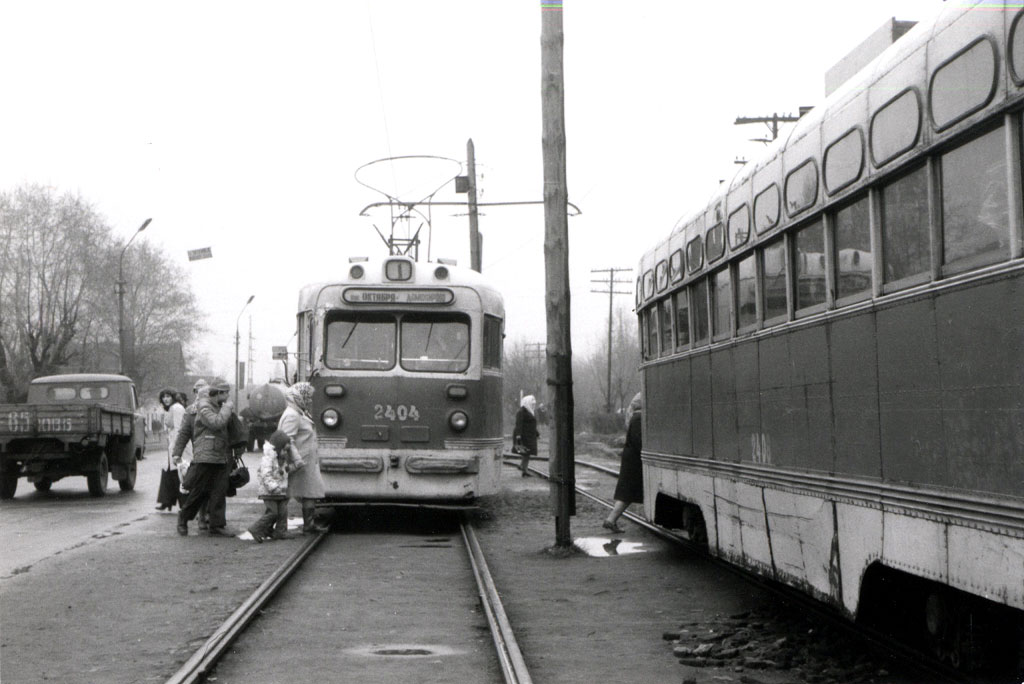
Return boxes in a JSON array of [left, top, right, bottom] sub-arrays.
[[325, 315, 396, 370], [401, 315, 470, 372]]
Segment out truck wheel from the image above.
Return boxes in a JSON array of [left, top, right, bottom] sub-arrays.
[[0, 470, 17, 500], [87, 454, 109, 497], [34, 479, 52, 492], [118, 455, 137, 491]]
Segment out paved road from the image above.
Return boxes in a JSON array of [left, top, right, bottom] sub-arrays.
[[0, 441, 171, 579]]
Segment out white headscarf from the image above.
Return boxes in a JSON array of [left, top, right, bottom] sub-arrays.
[[520, 395, 536, 415]]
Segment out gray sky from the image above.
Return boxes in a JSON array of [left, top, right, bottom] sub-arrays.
[[0, 0, 946, 381]]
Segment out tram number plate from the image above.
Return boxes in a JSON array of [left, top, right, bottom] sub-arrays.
[[373, 404, 420, 422]]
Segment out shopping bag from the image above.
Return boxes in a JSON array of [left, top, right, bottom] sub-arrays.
[[157, 458, 181, 507], [228, 455, 249, 489]]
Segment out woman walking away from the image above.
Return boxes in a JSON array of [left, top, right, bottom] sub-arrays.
[[603, 392, 643, 534], [512, 395, 539, 477], [278, 382, 328, 534], [248, 430, 304, 542]]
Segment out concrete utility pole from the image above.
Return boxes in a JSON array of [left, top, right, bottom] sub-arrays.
[[541, 0, 574, 548], [590, 267, 633, 413]]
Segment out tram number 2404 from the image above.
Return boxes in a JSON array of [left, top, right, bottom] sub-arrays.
[[373, 404, 420, 422]]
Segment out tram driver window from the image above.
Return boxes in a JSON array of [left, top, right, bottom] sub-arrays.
[[881, 165, 930, 288], [401, 315, 470, 373], [941, 125, 1009, 272], [325, 314, 396, 371]]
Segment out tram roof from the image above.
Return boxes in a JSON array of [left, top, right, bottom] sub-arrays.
[[638, 1, 987, 296], [297, 256, 504, 315]]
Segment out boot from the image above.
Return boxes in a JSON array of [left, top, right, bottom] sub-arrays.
[[302, 503, 328, 534]]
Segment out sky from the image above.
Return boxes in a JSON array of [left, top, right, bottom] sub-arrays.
[[0, 0, 949, 383]]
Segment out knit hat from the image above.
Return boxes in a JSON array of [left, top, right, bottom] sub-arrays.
[[268, 429, 291, 451]]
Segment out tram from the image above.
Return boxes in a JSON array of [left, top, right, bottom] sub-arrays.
[[635, 2, 1024, 668], [294, 255, 504, 507]]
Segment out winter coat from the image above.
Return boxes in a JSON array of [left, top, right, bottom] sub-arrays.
[[512, 407, 538, 456], [257, 441, 305, 498], [164, 402, 192, 461], [172, 390, 234, 465], [278, 404, 325, 499]]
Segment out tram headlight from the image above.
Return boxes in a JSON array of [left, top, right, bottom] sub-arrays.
[[349, 264, 364, 279], [321, 408, 341, 428], [448, 410, 469, 432], [434, 265, 449, 280]]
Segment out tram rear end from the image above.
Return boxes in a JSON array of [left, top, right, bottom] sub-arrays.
[[295, 257, 504, 507]]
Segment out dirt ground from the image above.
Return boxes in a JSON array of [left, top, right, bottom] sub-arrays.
[[0, 441, 920, 684]]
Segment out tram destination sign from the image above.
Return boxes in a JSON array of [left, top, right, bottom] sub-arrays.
[[343, 288, 455, 305]]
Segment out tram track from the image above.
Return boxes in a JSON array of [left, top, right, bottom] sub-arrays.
[[509, 453, 973, 684], [164, 515, 531, 684]]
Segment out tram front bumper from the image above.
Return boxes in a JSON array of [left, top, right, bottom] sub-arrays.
[[318, 452, 479, 475]]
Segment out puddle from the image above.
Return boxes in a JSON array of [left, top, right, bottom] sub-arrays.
[[573, 536, 648, 557]]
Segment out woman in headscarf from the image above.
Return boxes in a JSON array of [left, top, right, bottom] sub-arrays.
[[512, 394, 539, 477], [603, 391, 643, 533], [278, 382, 327, 534]]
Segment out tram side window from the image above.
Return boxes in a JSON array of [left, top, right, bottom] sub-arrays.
[[736, 253, 757, 330], [762, 237, 788, 323], [325, 314, 396, 370], [401, 314, 470, 373], [834, 196, 872, 301], [483, 315, 503, 370], [881, 165, 930, 287], [674, 289, 690, 350], [645, 307, 659, 359], [711, 268, 732, 340], [941, 125, 1008, 271], [691, 278, 709, 345], [659, 298, 673, 355], [794, 219, 827, 313]]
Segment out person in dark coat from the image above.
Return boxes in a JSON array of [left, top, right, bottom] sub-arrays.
[[603, 392, 643, 533], [173, 380, 236, 537], [512, 395, 539, 477]]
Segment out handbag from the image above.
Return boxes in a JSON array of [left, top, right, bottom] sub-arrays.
[[157, 453, 181, 507], [228, 455, 250, 489]]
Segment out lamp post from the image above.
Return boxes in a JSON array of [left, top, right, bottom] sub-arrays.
[[118, 218, 153, 377], [235, 295, 255, 407]]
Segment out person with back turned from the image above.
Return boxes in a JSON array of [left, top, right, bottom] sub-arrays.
[[512, 395, 539, 477], [603, 391, 643, 533], [173, 380, 236, 537]]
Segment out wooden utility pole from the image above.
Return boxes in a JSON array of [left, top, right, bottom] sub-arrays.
[[590, 267, 632, 412], [466, 139, 482, 272], [541, 0, 574, 547]]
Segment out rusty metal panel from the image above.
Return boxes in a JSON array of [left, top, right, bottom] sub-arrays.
[[758, 336, 792, 467], [948, 523, 1024, 610], [836, 503, 883, 617], [882, 510, 949, 585], [935, 276, 1024, 497], [876, 300, 946, 486], [764, 489, 837, 603], [733, 340, 761, 462], [711, 347, 739, 462], [829, 313, 882, 478], [691, 354, 713, 459]]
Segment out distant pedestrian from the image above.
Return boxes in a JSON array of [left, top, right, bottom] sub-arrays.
[[603, 392, 643, 534], [248, 430, 304, 542], [173, 379, 237, 537], [512, 395, 538, 477], [278, 382, 328, 534]]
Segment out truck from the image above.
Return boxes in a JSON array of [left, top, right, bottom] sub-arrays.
[[0, 373, 146, 499], [241, 382, 287, 452]]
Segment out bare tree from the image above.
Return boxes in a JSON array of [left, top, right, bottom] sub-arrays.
[[585, 304, 640, 414]]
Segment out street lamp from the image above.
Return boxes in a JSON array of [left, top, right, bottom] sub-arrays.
[[235, 295, 255, 407], [118, 218, 153, 377]]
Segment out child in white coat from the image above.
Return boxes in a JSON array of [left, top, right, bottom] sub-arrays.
[[248, 430, 304, 542]]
